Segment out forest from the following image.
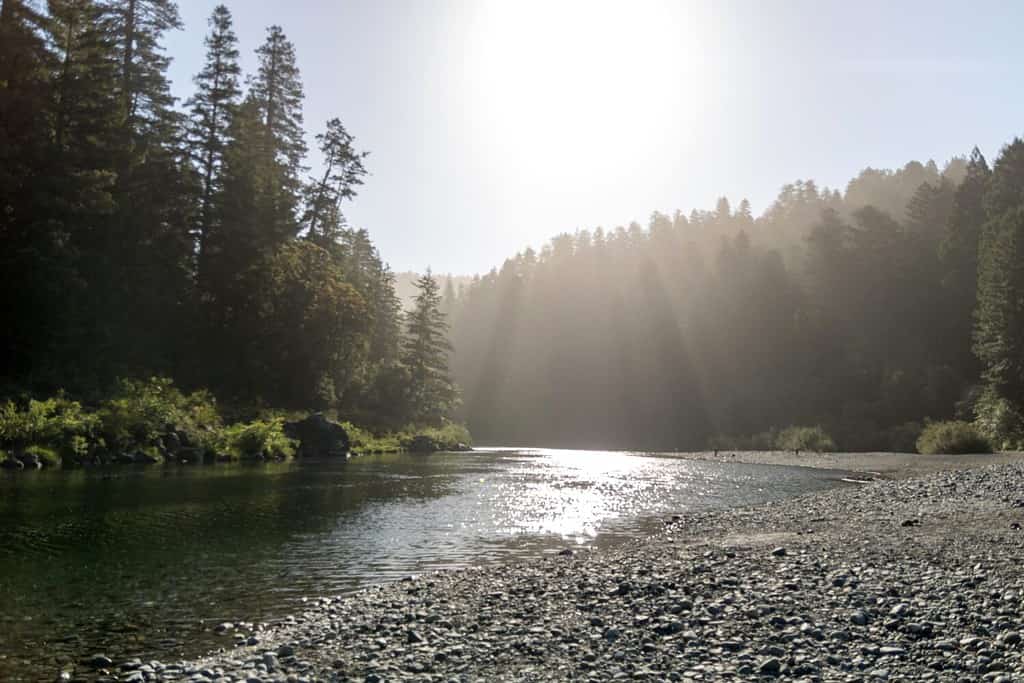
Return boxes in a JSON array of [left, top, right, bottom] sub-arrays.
[[0, 0, 459, 459], [5, 0, 1024, 457], [448, 148, 1024, 453]]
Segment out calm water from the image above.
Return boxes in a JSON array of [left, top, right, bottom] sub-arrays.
[[0, 449, 848, 680]]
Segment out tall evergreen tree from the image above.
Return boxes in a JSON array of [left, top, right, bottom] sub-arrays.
[[0, 0, 56, 382], [186, 3, 240, 260], [304, 117, 367, 240], [974, 140, 1024, 446], [404, 270, 457, 424], [108, 0, 181, 143], [939, 147, 990, 393], [248, 24, 306, 239]]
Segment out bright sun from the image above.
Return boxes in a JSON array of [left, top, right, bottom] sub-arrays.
[[462, 0, 711, 193]]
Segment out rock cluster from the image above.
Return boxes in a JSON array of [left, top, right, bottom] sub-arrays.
[[283, 414, 351, 458], [98, 461, 1024, 682]]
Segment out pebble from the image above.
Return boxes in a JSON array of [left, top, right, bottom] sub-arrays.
[[142, 461, 1024, 682]]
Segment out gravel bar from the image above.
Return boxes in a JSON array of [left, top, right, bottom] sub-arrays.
[[92, 459, 1024, 682]]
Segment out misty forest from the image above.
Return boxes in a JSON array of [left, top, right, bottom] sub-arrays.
[[3, 0, 1024, 457], [11, 2, 1024, 681], [449, 150, 1024, 452]]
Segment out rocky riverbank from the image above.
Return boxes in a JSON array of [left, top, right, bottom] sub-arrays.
[[674, 449, 1024, 479], [87, 458, 1024, 682]]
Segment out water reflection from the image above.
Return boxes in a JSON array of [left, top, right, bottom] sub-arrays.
[[0, 449, 847, 680]]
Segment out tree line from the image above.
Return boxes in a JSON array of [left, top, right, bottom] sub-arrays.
[[449, 147, 1024, 451], [0, 0, 456, 429]]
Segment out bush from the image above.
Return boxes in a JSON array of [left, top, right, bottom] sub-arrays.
[[974, 387, 1024, 450], [218, 418, 296, 461], [916, 420, 992, 455], [775, 425, 836, 452], [341, 421, 472, 454], [98, 377, 222, 453], [400, 422, 472, 452], [24, 445, 61, 467], [341, 421, 402, 453], [0, 395, 98, 459]]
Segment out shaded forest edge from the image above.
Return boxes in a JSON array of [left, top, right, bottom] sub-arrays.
[[448, 141, 1024, 454], [0, 1, 469, 456], [0, 377, 472, 470]]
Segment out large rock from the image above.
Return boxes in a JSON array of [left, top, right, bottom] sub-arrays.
[[405, 434, 439, 453], [16, 451, 42, 469], [283, 414, 350, 458], [0, 457, 24, 470]]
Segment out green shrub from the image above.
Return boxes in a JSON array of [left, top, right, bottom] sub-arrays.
[[974, 387, 1024, 450], [916, 420, 992, 455], [0, 395, 98, 458], [341, 421, 402, 453], [400, 422, 472, 452], [341, 421, 472, 454], [24, 445, 61, 467], [219, 418, 296, 461], [98, 377, 222, 453], [775, 425, 836, 452]]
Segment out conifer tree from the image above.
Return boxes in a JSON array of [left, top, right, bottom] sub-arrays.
[[249, 24, 306, 238], [186, 3, 240, 258], [974, 140, 1024, 445], [108, 0, 181, 141], [403, 270, 457, 424], [304, 117, 367, 240], [0, 0, 56, 380], [939, 147, 990, 384]]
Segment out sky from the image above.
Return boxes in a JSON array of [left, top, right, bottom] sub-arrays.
[[165, 0, 1024, 275]]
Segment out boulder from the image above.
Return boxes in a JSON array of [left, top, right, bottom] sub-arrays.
[[0, 457, 24, 470], [162, 431, 181, 453], [283, 414, 350, 458], [16, 451, 42, 469], [406, 434, 439, 453]]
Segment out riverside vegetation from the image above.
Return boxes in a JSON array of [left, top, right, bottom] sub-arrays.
[[0, 2, 465, 451], [0, 377, 472, 470], [1, 0, 1019, 461]]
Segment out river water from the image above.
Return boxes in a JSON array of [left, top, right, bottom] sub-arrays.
[[0, 449, 849, 680]]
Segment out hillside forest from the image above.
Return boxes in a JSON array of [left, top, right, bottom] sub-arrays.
[[0, 0, 456, 437], [448, 148, 1024, 452], [5, 0, 1024, 455]]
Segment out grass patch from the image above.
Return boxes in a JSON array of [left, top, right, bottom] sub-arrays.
[[400, 422, 473, 452], [916, 420, 992, 455], [341, 422, 402, 453], [343, 421, 472, 454]]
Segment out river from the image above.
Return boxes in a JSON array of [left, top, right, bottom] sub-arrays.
[[0, 448, 850, 680]]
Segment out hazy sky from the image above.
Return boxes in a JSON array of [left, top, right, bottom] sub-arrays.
[[166, 0, 1024, 274]]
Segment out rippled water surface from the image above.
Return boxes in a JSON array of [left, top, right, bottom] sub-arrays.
[[0, 449, 848, 679]]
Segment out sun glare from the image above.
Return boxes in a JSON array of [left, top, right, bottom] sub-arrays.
[[463, 1, 711, 191]]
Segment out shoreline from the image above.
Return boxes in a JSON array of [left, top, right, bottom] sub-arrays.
[[674, 449, 1024, 479], [117, 454, 1024, 682]]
